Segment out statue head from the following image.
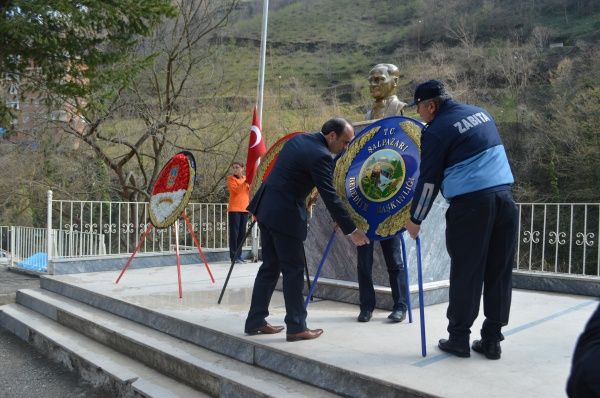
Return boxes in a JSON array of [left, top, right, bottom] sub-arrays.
[[368, 63, 399, 101]]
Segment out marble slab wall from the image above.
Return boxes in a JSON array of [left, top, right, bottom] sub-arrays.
[[304, 195, 451, 288]]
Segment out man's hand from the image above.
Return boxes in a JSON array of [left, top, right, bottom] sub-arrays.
[[307, 188, 319, 209], [349, 229, 370, 246], [405, 220, 421, 239]]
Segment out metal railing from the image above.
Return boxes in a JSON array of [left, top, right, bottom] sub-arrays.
[[10, 226, 49, 271], [48, 191, 249, 260], [54, 229, 106, 258], [516, 203, 599, 277], [5, 193, 599, 279]]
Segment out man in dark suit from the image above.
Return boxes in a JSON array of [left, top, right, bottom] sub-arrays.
[[244, 117, 370, 342]]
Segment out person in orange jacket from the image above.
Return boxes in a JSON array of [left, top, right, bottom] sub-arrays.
[[227, 161, 250, 263]]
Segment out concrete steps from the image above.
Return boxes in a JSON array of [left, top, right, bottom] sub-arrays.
[[0, 304, 208, 398], [38, 276, 432, 398], [3, 288, 340, 398]]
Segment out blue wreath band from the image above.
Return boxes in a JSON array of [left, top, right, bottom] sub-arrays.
[[334, 116, 422, 240]]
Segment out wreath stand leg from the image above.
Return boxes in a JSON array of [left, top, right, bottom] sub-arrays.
[[115, 223, 154, 284], [182, 211, 215, 283], [174, 220, 184, 298]]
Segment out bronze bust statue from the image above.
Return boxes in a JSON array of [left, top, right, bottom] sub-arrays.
[[365, 63, 407, 120]]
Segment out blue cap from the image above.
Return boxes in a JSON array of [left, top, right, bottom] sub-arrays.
[[407, 80, 447, 107]]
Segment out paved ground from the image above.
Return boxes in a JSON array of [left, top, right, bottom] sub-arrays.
[[0, 266, 39, 305], [0, 266, 109, 398], [2, 261, 598, 397], [48, 262, 599, 398], [0, 329, 111, 398]]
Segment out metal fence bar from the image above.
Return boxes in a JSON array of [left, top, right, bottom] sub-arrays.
[[568, 205, 573, 274], [212, 204, 216, 249], [516, 204, 521, 269], [528, 205, 535, 271], [79, 201, 83, 256], [541, 204, 547, 271], [582, 204, 588, 274], [219, 204, 224, 249], [554, 206, 560, 273]]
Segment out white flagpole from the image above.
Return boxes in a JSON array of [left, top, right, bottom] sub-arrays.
[[256, 0, 269, 124], [252, 0, 269, 260]]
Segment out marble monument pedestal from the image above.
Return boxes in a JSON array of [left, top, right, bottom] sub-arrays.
[[302, 196, 451, 310]]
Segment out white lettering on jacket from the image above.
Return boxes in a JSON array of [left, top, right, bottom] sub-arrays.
[[453, 112, 491, 134]]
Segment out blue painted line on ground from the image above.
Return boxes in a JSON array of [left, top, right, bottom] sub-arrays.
[[411, 299, 598, 368]]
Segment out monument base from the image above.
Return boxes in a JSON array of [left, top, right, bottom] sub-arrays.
[[303, 196, 451, 308], [277, 276, 449, 309]]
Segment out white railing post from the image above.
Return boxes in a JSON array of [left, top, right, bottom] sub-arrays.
[[47, 190, 54, 273], [10, 225, 15, 267], [251, 223, 259, 260]]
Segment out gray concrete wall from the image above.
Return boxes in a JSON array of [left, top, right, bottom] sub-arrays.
[[49, 249, 253, 275]]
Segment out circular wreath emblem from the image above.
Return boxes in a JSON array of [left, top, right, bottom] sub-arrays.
[[358, 148, 406, 202], [334, 116, 422, 240], [149, 151, 196, 229]]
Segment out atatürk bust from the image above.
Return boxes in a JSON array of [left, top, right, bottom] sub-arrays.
[[365, 63, 407, 120]]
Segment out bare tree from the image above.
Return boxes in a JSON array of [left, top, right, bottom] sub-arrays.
[[446, 16, 477, 56], [54, 0, 245, 202], [493, 39, 535, 107]]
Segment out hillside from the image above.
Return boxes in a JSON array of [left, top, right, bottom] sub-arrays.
[[224, 0, 599, 88], [218, 0, 600, 202], [0, 0, 598, 226]]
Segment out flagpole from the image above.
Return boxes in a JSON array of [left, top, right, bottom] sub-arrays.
[[256, 0, 269, 123], [252, 0, 269, 260]]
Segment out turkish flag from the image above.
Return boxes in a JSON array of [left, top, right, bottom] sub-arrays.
[[245, 106, 266, 186]]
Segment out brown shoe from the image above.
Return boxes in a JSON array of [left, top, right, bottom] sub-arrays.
[[245, 323, 285, 335], [286, 328, 323, 342]]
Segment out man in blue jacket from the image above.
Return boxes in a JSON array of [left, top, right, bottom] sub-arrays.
[[245, 118, 370, 342], [405, 80, 518, 359]]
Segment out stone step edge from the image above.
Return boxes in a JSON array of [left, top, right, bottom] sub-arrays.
[[312, 276, 450, 293], [17, 288, 339, 398], [0, 303, 209, 398], [40, 276, 434, 398]]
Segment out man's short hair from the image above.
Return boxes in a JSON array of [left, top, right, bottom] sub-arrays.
[[321, 117, 351, 136], [231, 161, 244, 167]]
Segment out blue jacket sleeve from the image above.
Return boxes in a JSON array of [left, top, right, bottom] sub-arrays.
[[410, 130, 446, 224]]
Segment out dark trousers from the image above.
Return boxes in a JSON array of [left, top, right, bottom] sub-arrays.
[[228, 212, 248, 261], [244, 223, 307, 334], [357, 235, 407, 312], [445, 189, 518, 344]]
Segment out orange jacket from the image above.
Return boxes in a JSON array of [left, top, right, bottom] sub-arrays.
[[227, 175, 250, 212]]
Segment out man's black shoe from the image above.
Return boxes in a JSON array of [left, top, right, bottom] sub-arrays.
[[357, 310, 372, 322], [472, 339, 501, 360], [438, 338, 470, 358], [387, 310, 406, 323]]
